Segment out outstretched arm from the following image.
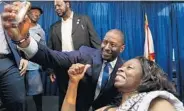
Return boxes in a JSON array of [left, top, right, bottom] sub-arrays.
[[2, 2, 82, 70], [61, 64, 90, 111]]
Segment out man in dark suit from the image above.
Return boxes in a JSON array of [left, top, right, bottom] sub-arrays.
[[0, 2, 28, 111], [49, 0, 100, 51], [48, 0, 101, 84], [2, 4, 125, 111]]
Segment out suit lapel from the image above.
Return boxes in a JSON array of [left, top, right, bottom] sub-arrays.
[[72, 14, 80, 35], [91, 50, 103, 91], [4, 31, 21, 67], [55, 20, 62, 42]]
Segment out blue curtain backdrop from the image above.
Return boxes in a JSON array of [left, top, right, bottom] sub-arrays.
[[31, 1, 184, 102]]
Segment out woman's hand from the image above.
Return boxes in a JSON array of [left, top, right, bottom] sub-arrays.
[[68, 63, 90, 83]]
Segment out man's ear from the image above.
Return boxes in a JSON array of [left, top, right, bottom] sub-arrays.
[[120, 45, 125, 53]]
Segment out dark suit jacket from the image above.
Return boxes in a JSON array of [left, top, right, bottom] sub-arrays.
[[31, 44, 123, 111], [5, 31, 21, 67], [48, 13, 101, 51]]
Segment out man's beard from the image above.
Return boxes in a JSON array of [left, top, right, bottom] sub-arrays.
[[28, 14, 38, 24], [30, 19, 37, 24], [59, 8, 68, 18]]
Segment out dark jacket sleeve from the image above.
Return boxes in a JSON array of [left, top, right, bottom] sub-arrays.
[[48, 25, 55, 50], [30, 43, 83, 71], [83, 15, 101, 49], [47, 25, 56, 74]]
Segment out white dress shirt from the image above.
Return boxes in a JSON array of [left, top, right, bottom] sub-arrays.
[[61, 12, 74, 51], [0, 16, 10, 54], [18, 37, 38, 59], [94, 58, 117, 99]]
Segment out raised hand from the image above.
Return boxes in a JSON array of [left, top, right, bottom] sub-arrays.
[[49, 73, 56, 83], [2, 2, 31, 42], [68, 63, 90, 83]]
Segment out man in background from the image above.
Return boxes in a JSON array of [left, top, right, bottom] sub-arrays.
[[48, 0, 101, 109], [24, 6, 46, 111]]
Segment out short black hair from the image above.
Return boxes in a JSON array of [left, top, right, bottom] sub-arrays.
[[30, 6, 43, 14], [108, 29, 125, 45]]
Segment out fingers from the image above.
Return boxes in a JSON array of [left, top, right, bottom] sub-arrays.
[[2, 1, 31, 41], [20, 68, 26, 76], [68, 63, 90, 76], [4, 4, 14, 12], [49, 75, 54, 82], [12, 1, 22, 6], [20, 63, 28, 76], [68, 64, 90, 83], [19, 59, 23, 70], [68, 68, 76, 75], [74, 64, 83, 74], [2, 4, 18, 29], [2, 2, 23, 23], [19, 59, 28, 76], [12, 2, 22, 13], [3, 2, 20, 19], [50, 74, 56, 83], [82, 64, 91, 75], [68, 63, 85, 75], [1, 11, 16, 20]]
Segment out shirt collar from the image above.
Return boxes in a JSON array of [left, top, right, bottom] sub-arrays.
[[29, 24, 40, 30], [62, 11, 73, 22], [103, 58, 118, 69]]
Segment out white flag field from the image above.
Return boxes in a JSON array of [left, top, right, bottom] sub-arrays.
[[144, 14, 155, 61]]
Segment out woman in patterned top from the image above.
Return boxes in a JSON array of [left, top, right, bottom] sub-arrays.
[[62, 56, 184, 111]]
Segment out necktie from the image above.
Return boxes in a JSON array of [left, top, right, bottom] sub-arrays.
[[101, 62, 110, 88]]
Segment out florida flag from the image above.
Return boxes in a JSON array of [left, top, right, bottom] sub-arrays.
[[144, 14, 155, 61]]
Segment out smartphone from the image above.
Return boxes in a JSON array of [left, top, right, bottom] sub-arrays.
[[9, 1, 31, 39], [13, 1, 31, 25]]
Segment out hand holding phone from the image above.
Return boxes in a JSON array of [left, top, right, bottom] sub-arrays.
[[2, 1, 31, 42], [12, 1, 31, 25]]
